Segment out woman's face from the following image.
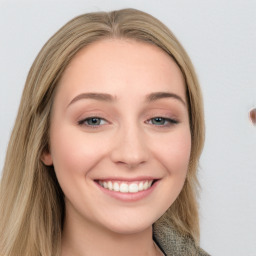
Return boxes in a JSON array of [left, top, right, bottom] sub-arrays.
[[42, 39, 191, 234]]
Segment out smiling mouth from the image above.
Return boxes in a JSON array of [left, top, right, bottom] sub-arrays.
[[96, 180, 156, 193]]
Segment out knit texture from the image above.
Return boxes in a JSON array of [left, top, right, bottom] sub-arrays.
[[153, 218, 210, 256]]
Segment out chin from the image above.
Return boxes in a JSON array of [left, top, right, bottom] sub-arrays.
[[97, 209, 164, 236], [104, 221, 152, 235]]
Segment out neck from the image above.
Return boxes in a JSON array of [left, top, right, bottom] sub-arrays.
[[61, 208, 158, 256]]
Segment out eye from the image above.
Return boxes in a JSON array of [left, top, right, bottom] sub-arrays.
[[147, 117, 178, 126], [78, 117, 107, 127]]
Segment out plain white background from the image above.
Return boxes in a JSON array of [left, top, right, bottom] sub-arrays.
[[0, 1, 255, 255]]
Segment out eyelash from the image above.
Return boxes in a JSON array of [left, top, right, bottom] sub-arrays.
[[78, 117, 108, 127], [146, 117, 179, 126], [78, 116, 179, 128]]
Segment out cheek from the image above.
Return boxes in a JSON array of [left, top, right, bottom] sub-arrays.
[[148, 128, 191, 216], [152, 129, 191, 176], [49, 126, 108, 179]]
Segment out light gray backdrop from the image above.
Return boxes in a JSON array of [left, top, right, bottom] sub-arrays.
[[0, 1, 255, 255]]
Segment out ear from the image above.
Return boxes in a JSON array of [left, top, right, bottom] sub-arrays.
[[41, 151, 53, 166]]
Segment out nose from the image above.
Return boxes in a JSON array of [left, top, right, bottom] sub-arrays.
[[110, 124, 149, 169]]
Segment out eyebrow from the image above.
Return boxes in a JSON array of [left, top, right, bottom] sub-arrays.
[[146, 92, 186, 106], [67, 91, 186, 107], [68, 92, 115, 107]]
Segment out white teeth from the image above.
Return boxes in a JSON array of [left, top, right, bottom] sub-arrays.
[[108, 181, 113, 190], [128, 183, 139, 193], [120, 183, 129, 193], [138, 182, 144, 191], [113, 182, 119, 191], [98, 180, 154, 193], [143, 181, 149, 190]]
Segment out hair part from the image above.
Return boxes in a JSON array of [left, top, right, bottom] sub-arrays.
[[0, 8, 204, 255]]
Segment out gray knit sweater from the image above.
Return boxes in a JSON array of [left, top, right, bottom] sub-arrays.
[[153, 220, 210, 256]]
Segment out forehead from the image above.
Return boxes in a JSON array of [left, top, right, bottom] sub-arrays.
[[56, 38, 186, 103]]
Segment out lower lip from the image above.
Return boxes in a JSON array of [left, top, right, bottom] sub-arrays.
[[95, 181, 159, 202]]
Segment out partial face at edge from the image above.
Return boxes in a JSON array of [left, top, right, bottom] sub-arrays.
[[42, 39, 191, 234]]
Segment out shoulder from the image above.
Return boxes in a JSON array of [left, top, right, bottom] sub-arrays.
[[153, 221, 210, 256]]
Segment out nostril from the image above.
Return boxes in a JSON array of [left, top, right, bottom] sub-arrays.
[[249, 108, 256, 125]]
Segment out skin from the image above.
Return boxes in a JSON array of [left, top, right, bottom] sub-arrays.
[[42, 39, 191, 256]]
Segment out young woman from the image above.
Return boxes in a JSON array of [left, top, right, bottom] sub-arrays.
[[0, 8, 209, 256]]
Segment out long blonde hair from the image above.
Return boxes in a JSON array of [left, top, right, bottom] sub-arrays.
[[0, 8, 204, 256]]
